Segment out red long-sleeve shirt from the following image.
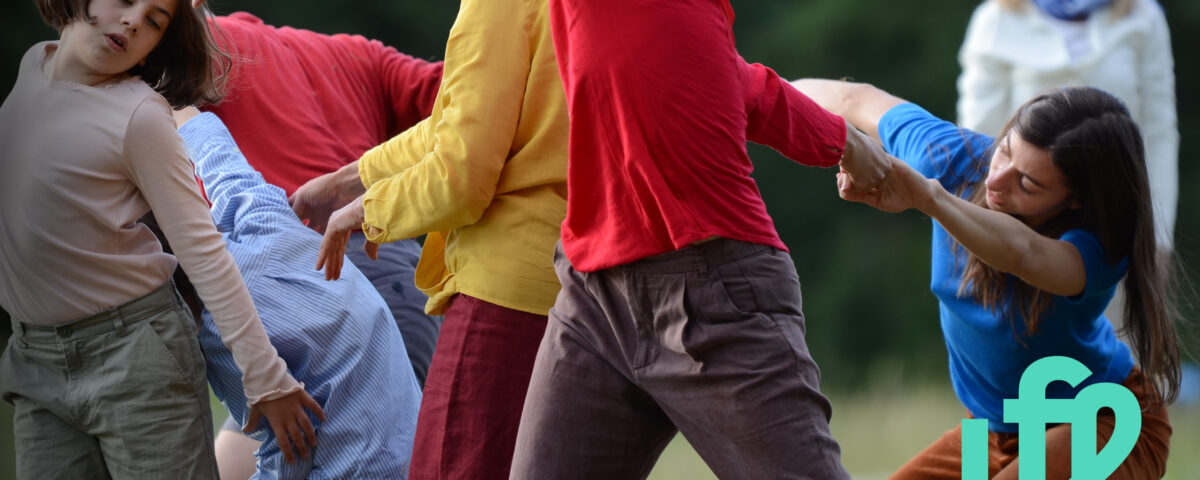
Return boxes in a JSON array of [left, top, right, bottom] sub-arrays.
[[204, 13, 443, 195], [550, 0, 847, 272]]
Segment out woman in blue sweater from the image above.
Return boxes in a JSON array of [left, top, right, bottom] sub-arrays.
[[792, 80, 1179, 479]]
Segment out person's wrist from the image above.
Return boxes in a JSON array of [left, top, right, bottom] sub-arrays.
[[332, 163, 366, 199], [841, 126, 859, 169], [917, 178, 943, 214]]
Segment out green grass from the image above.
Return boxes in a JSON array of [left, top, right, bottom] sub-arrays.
[[647, 385, 962, 480], [648, 384, 1200, 479]]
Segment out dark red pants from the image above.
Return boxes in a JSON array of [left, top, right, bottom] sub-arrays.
[[408, 294, 547, 480]]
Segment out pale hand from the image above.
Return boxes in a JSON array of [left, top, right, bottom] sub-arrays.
[[290, 170, 359, 234], [243, 389, 326, 464], [837, 159, 936, 214], [315, 195, 377, 281]]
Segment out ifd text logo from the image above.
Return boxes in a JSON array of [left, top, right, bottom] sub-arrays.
[[960, 356, 1140, 479]]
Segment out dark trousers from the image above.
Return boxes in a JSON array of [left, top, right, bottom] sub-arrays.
[[511, 239, 849, 479]]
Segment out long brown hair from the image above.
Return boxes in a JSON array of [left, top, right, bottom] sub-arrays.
[[36, 0, 230, 107], [958, 87, 1180, 406]]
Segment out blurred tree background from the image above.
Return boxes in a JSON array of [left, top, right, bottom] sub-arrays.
[[2, 0, 1197, 391], [2, 0, 1199, 477]]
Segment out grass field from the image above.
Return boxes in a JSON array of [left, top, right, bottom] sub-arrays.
[[1, 382, 1196, 479], [647, 384, 1200, 479]]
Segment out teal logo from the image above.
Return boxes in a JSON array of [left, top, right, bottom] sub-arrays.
[[961, 356, 1141, 479]]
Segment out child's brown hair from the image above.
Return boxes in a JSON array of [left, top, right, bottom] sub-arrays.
[[36, 0, 230, 107]]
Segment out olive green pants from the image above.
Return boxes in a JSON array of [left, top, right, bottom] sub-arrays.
[[0, 282, 217, 479]]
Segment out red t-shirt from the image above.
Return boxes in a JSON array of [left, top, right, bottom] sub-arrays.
[[549, 0, 847, 272], [203, 13, 443, 195]]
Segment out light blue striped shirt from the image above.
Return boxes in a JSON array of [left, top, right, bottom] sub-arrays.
[[180, 112, 420, 479]]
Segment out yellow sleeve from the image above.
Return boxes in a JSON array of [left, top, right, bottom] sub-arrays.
[[360, 0, 531, 243], [358, 116, 432, 188]]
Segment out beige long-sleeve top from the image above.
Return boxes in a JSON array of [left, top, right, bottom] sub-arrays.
[[0, 42, 299, 404]]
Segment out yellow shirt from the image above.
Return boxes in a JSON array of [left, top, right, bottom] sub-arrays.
[[358, 0, 567, 316]]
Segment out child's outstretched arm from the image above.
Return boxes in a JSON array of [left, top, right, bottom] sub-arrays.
[[128, 97, 294, 401], [141, 104, 326, 463]]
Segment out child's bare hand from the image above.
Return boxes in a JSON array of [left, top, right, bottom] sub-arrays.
[[244, 389, 326, 464]]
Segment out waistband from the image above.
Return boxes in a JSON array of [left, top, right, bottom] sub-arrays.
[[615, 238, 777, 275], [13, 281, 181, 343]]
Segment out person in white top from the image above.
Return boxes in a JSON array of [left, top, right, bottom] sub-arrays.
[[957, 0, 1178, 253], [0, 0, 324, 477]]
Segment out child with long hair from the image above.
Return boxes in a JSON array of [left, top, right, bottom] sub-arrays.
[[0, 0, 323, 477], [793, 79, 1178, 478]]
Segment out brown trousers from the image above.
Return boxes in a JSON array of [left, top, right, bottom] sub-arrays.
[[891, 368, 1171, 480], [510, 240, 848, 479]]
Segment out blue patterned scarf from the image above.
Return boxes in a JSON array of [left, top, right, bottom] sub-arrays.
[[1032, 0, 1114, 20]]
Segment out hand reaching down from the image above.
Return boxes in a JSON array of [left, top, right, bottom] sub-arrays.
[[315, 195, 378, 281], [243, 388, 326, 464]]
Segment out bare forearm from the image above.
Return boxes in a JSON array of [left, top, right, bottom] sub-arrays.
[[332, 160, 366, 198], [790, 79, 904, 141], [918, 185, 1084, 296], [920, 185, 1030, 272]]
